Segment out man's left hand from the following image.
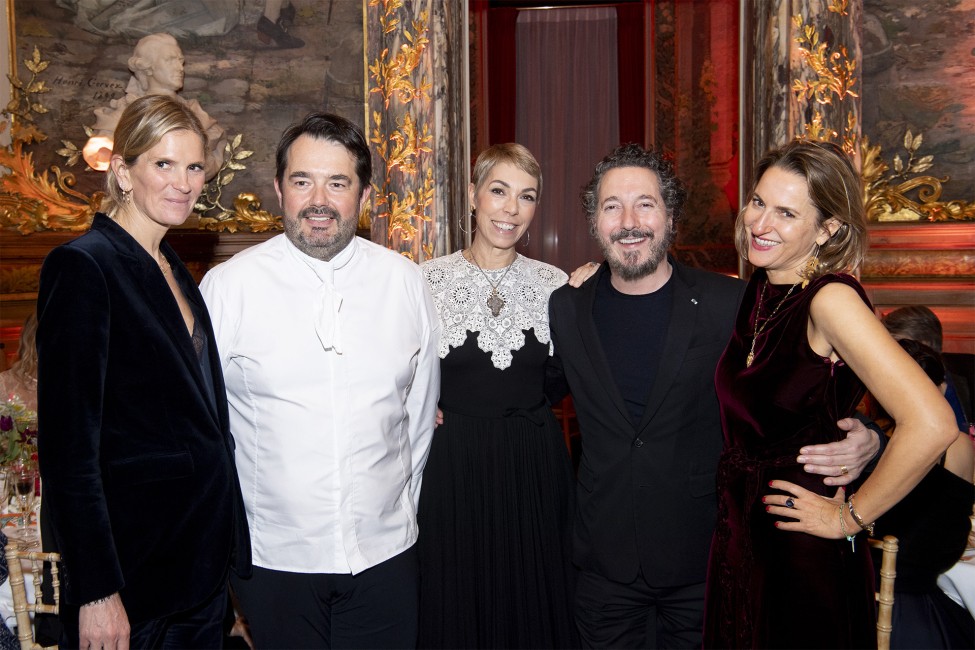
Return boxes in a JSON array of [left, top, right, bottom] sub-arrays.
[[796, 417, 880, 486]]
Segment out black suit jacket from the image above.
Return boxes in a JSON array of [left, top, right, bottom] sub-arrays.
[[36, 214, 251, 623], [548, 259, 745, 586]]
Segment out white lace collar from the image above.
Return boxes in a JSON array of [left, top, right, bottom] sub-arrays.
[[421, 251, 567, 370]]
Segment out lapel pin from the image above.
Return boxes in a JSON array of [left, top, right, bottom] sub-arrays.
[[691, 298, 698, 305]]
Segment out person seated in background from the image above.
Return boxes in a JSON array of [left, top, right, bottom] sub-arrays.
[[882, 305, 971, 432], [0, 313, 37, 411], [868, 338, 974, 650]]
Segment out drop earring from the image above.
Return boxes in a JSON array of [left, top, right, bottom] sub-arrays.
[[800, 244, 820, 289]]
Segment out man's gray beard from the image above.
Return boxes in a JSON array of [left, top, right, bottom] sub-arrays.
[[284, 210, 357, 262], [599, 225, 675, 281]]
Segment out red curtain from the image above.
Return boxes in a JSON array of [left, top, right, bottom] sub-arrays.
[[484, 3, 648, 272]]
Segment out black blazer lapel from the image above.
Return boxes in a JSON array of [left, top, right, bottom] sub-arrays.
[[162, 249, 225, 431], [97, 218, 219, 430], [637, 261, 699, 432]]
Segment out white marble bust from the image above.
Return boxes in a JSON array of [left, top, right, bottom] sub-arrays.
[[86, 33, 227, 179]]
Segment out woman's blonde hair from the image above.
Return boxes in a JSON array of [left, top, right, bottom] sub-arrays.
[[103, 94, 208, 215], [471, 143, 542, 199], [10, 312, 37, 384], [735, 140, 867, 278]]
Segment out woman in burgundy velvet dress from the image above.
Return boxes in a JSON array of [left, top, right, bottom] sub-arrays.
[[702, 141, 958, 648]]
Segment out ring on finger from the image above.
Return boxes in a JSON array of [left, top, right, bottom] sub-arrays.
[[840, 465, 849, 475], [785, 497, 796, 509]]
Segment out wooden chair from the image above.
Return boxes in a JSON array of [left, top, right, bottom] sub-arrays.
[[869, 535, 898, 650], [5, 546, 60, 650]]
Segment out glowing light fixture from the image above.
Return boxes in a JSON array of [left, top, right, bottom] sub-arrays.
[[82, 135, 114, 171]]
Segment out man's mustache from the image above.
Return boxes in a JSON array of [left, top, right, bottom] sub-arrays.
[[300, 206, 341, 219], [610, 228, 655, 243]]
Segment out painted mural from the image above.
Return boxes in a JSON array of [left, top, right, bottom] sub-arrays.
[[862, 0, 975, 203], [9, 0, 365, 215]]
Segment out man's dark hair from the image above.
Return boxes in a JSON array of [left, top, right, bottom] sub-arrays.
[[275, 112, 372, 191], [881, 305, 943, 354], [897, 339, 946, 387], [580, 143, 687, 232]]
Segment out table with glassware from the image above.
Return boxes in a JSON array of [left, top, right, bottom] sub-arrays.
[[0, 461, 41, 633]]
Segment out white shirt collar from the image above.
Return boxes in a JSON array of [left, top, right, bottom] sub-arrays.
[[283, 235, 360, 354]]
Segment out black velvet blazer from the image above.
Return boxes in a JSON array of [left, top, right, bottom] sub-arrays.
[[36, 214, 251, 624], [548, 259, 745, 587]]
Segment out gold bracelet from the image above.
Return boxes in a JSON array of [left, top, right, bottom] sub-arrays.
[[81, 594, 113, 608], [838, 504, 856, 551], [848, 493, 875, 536]]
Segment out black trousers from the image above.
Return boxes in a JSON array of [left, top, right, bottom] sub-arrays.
[[575, 568, 705, 649], [232, 545, 419, 649]]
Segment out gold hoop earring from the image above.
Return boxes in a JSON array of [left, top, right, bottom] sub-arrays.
[[519, 230, 531, 248]]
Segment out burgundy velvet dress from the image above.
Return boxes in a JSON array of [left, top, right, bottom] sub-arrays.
[[703, 271, 878, 649]]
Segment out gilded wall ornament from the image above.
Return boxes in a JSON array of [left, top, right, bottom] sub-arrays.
[[367, 0, 436, 262], [792, 15, 859, 155], [0, 47, 282, 234], [862, 131, 974, 222]]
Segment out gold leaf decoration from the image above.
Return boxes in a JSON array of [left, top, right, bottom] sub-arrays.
[[827, 0, 850, 16], [368, 0, 435, 260], [2, 46, 280, 234], [194, 135, 281, 232], [791, 15, 859, 156], [198, 193, 282, 233], [0, 46, 97, 234], [862, 133, 974, 222]]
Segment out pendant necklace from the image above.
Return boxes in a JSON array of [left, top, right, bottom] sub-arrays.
[[157, 256, 172, 277], [467, 249, 515, 317], [746, 280, 800, 368]]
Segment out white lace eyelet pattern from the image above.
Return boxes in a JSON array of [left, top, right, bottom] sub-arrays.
[[422, 251, 568, 370]]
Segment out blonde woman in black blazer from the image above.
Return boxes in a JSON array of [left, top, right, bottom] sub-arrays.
[[37, 95, 250, 650]]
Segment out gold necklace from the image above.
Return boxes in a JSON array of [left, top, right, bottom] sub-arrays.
[[746, 280, 800, 368], [157, 256, 172, 277], [466, 249, 516, 317]]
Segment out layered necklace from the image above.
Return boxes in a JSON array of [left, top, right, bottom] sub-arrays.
[[746, 280, 800, 368], [466, 249, 516, 317]]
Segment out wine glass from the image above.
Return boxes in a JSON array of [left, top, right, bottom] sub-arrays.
[[8, 463, 38, 547]]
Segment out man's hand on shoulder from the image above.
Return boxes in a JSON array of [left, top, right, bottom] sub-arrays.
[[796, 417, 882, 486]]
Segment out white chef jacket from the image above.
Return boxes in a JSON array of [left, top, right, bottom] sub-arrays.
[[200, 234, 440, 574]]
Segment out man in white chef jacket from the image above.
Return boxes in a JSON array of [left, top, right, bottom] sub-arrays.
[[200, 112, 440, 649]]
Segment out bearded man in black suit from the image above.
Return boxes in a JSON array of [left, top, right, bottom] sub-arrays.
[[547, 143, 880, 648]]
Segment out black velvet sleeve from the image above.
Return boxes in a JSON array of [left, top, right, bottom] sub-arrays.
[[36, 245, 125, 605], [853, 411, 888, 476]]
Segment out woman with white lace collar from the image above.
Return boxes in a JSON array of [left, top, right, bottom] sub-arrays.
[[417, 144, 576, 648]]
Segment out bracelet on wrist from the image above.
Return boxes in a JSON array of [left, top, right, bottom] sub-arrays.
[[81, 595, 113, 608], [848, 493, 875, 536], [838, 504, 856, 551]]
